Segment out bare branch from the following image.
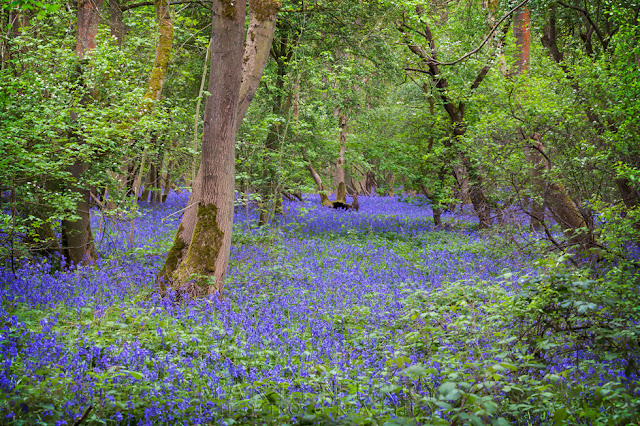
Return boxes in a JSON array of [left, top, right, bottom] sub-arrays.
[[121, 0, 210, 12]]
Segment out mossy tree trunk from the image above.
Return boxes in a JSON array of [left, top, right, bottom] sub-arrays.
[[140, 0, 173, 200], [159, 0, 281, 294], [172, 0, 245, 297]]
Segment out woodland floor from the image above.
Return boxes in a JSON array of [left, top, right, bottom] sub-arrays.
[[0, 192, 637, 425]]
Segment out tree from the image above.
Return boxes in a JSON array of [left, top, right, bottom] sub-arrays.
[[60, 0, 104, 266], [398, 1, 518, 228], [159, 0, 281, 296]]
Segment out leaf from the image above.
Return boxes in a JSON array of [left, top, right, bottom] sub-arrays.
[[122, 370, 144, 380], [553, 407, 568, 424], [438, 382, 461, 401], [402, 363, 427, 377]]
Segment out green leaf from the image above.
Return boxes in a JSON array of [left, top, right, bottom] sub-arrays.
[[553, 407, 568, 424], [122, 370, 144, 380]]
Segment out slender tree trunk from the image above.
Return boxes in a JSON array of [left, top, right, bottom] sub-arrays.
[[160, 0, 280, 294], [304, 158, 332, 206], [109, 0, 126, 45], [142, 0, 173, 106], [61, 0, 103, 266], [399, 18, 493, 228], [335, 113, 347, 194], [192, 37, 211, 184]]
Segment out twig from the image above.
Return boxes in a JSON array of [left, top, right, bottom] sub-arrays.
[[72, 405, 93, 426], [433, 0, 529, 66], [162, 202, 198, 223]]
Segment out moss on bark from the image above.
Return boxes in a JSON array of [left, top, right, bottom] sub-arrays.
[[174, 203, 224, 294], [220, 0, 238, 19], [251, 0, 281, 21], [336, 182, 347, 204], [141, 0, 173, 109], [158, 223, 186, 290]]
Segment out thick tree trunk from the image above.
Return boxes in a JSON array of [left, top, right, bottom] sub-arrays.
[[172, 0, 245, 297], [512, 7, 530, 75], [160, 0, 280, 294], [545, 182, 594, 249]]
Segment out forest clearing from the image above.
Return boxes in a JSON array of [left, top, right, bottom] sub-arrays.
[[2, 0, 640, 424]]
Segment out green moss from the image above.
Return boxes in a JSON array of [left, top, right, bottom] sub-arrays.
[[251, 0, 280, 21], [158, 223, 186, 288], [220, 0, 238, 19], [175, 203, 224, 291]]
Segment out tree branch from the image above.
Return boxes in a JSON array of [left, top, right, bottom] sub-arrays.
[[556, 0, 607, 51], [435, 0, 529, 66], [121, 0, 210, 12]]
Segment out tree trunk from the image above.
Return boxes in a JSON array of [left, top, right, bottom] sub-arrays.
[[61, 0, 103, 266], [399, 19, 493, 228], [513, 6, 546, 230], [192, 37, 212, 185], [171, 0, 245, 297], [304, 159, 332, 207], [109, 0, 126, 45], [160, 0, 280, 294], [545, 181, 594, 249], [335, 113, 347, 191]]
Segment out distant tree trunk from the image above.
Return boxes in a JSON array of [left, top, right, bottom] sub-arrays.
[[109, 0, 126, 45], [258, 23, 296, 225], [512, 6, 545, 230], [61, 0, 103, 266], [192, 36, 211, 185], [160, 0, 280, 294], [335, 112, 347, 192], [142, 0, 173, 107], [525, 141, 546, 230]]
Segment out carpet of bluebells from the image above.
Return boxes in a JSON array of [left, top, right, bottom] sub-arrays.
[[1, 192, 639, 425]]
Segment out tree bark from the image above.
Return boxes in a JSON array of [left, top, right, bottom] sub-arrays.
[[171, 0, 245, 297], [61, 0, 103, 266], [160, 0, 281, 294], [335, 112, 347, 194], [142, 0, 173, 107], [109, 0, 126, 45]]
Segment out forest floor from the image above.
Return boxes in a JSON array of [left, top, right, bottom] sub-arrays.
[[1, 192, 637, 425]]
